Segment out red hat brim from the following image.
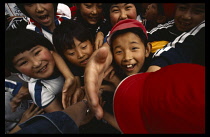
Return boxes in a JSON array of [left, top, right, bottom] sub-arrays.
[[113, 72, 151, 134], [113, 63, 205, 134]]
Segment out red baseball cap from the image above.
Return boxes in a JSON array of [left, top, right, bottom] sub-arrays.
[[113, 63, 205, 134], [107, 19, 148, 45]]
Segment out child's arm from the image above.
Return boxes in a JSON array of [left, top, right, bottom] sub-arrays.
[[51, 51, 77, 108], [8, 103, 44, 134]]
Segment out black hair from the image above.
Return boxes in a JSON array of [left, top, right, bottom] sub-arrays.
[[16, 3, 58, 19], [53, 19, 94, 56], [157, 3, 165, 16], [5, 28, 54, 73], [109, 27, 149, 79]]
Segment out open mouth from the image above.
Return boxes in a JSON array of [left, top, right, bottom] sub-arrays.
[[37, 64, 47, 73], [80, 58, 89, 65], [180, 21, 191, 27], [123, 64, 136, 71], [38, 15, 50, 24], [38, 15, 48, 20], [89, 17, 98, 22]]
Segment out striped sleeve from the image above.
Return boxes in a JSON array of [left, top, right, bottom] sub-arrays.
[[5, 79, 23, 95], [150, 20, 205, 67], [148, 19, 174, 35]]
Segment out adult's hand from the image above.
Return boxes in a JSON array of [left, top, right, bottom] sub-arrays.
[[84, 43, 112, 120]]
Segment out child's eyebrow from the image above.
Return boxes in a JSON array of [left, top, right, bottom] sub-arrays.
[[14, 57, 24, 65], [113, 45, 121, 50], [30, 46, 40, 53]]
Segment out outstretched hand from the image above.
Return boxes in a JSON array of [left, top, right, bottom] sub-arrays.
[[84, 43, 112, 120]]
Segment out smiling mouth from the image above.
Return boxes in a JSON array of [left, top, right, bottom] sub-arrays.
[[38, 15, 49, 20], [180, 21, 191, 27], [123, 64, 136, 71], [37, 65, 47, 73], [80, 58, 89, 65]]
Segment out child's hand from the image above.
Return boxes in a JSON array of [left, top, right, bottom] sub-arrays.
[[95, 31, 104, 50], [19, 103, 44, 124], [10, 86, 30, 112], [62, 77, 77, 109], [71, 87, 85, 105], [103, 66, 121, 88]]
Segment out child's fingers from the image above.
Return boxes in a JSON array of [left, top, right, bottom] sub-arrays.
[[36, 108, 44, 115]]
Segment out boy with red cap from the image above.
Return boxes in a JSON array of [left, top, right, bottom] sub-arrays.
[[84, 45, 205, 133], [107, 19, 152, 80], [93, 19, 151, 130]]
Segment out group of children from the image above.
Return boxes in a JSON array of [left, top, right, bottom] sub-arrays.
[[5, 3, 205, 134]]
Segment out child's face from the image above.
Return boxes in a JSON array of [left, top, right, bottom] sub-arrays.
[[64, 38, 94, 68], [24, 3, 55, 29], [174, 3, 205, 32], [13, 45, 55, 79], [112, 32, 150, 76], [78, 3, 103, 25], [109, 3, 137, 27], [144, 3, 159, 21]]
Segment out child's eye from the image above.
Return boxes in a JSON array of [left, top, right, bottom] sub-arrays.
[[115, 50, 122, 54], [178, 6, 188, 11], [68, 52, 75, 56], [81, 45, 87, 49], [111, 8, 119, 13], [34, 50, 41, 56], [84, 3, 92, 9], [132, 47, 139, 51], [125, 6, 132, 10], [193, 9, 205, 14], [19, 61, 28, 66]]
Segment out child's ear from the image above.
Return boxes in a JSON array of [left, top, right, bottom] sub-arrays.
[[145, 42, 152, 57], [156, 15, 166, 24]]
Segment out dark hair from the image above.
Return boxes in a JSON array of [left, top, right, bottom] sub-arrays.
[[109, 27, 149, 79], [157, 3, 165, 16], [16, 3, 58, 19], [5, 28, 54, 73], [53, 19, 94, 56]]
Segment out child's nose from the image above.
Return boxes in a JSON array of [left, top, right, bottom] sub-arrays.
[[32, 59, 41, 68], [120, 10, 128, 20]]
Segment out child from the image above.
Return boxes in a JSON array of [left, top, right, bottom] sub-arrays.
[[99, 19, 151, 130], [9, 3, 78, 109], [73, 3, 108, 49], [14, 3, 69, 43], [108, 19, 151, 80], [102, 3, 140, 38], [53, 19, 120, 133], [147, 3, 205, 71], [5, 28, 65, 113], [143, 3, 175, 31], [148, 3, 205, 53]]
